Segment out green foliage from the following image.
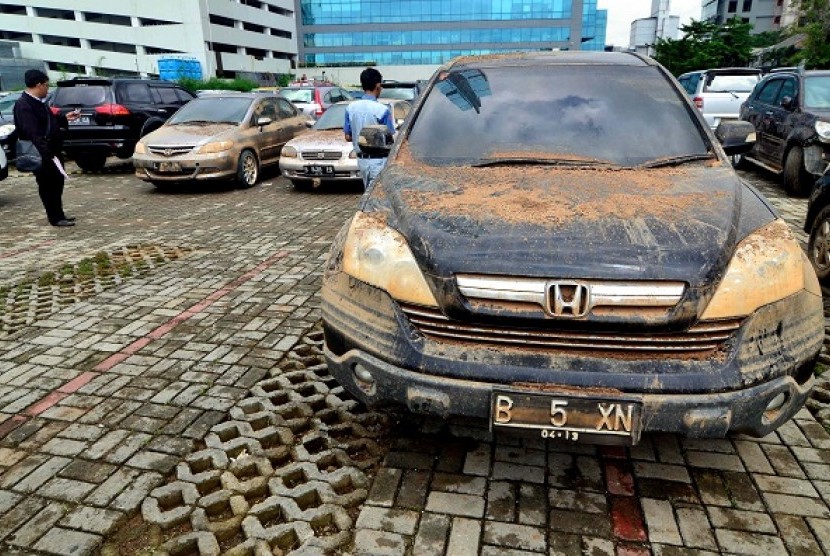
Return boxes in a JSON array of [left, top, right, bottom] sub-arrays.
[[653, 18, 754, 76], [277, 74, 295, 87], [176, 77, 258, 94], [788, 0, 830, 69], [750, 30, 784, 48]]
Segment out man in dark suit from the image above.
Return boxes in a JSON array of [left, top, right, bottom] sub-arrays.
[[13, 69, 79, 227]]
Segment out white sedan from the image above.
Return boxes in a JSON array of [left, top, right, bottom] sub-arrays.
[[279, 99, 411, 190]]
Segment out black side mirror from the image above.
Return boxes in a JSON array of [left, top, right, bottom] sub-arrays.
[[715, 120, 756, 156], [780, 96, 796, 110], [358, 125, 393, 157]]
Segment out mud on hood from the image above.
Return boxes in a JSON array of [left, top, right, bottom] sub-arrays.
[[146, 124, 238, 145], [366, 157, 765, 292]]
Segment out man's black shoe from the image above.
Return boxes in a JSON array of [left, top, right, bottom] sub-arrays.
[[64, 216, 76, 222], [51, 219, 75, 227]]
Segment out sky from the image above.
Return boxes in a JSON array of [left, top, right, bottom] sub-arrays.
[[597, 0, 703, 48]]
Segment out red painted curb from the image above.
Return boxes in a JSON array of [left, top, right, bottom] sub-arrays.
[[605, 460, 635, 497], [610, 496, 648, 542]]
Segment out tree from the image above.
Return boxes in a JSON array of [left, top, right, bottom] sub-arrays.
[[653, 18, 754, 76], [788, 0, 830, 68]]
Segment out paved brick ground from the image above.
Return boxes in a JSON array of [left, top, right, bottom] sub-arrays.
[[0, 162, 829, 555]]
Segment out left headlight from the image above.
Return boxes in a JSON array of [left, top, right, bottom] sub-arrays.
[[196, 141, 233, 154], [701, 219, 821, 320], [134, 142, 147, 154], [0, 124, 14, 139], [342, 211, 439, 307], [816, 121, 830, 142]]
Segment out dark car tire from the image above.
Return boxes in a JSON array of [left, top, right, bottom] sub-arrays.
[[0, 163, 7, 181], [730, 153, 746, 170], [74, 153, 107, 173], [783, 146, 813, 197], [236, 150, 259, 188], [140, 118, 165, 138], [808, 206, 830, 285]]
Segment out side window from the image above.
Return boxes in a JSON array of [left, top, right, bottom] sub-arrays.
[[252, 99, 277, 123], [121, 83, 152, 103], [331, 88, 347, 103], [154, 87, 179, 104], [393, 101, 411, 121], [678, 76, 689, 93], [323, 89, 334, 104], [756, 79, 784, 105], [175, 88, 196, 103], [277, 98, 297, 118], [686, 73, 701, 94], [775, 78, 797, 105]]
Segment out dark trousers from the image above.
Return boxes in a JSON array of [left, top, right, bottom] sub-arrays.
[[34, 159, 65, 224]]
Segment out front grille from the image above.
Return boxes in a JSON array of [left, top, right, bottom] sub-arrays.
[[400, 304, 741, 358], [148, 145, 195, 156], [301, 150, 342, 161]]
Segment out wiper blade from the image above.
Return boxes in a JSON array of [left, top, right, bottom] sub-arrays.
[[639, 154, 714, 168], [472, 157, 616, 168]]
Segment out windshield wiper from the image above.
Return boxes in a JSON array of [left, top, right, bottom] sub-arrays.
[[472, 157, 616, 168], [639, 154, 714, 168], [171, 120, 218, 125]]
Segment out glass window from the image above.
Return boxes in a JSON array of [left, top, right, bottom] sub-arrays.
[[121, 83, 152, 103], [52, 85, 109, 106], [155, 87, 179, 103], [407, 65, 708, 168], [775, 78, 797, 105], [756, 79, 784, 105], [281, 88, 314, 103], [743, 0, 752, 11], [393, 101, 412, 121], [277, 98, 297, 118], [168, 97, 253, 124], [804, 76, 830, 109], [728, 0, 738, 12], [312, 102, 347, 130], [704, 74, 760, 93], [175, 88, 196, 102]]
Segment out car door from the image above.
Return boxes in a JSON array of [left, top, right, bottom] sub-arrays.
[[277, 98, 307, 141], [151, 86, 184, 120], [118, 82, 159, 138], [747, 78, 784, 162], [251, 97, 281, 164], [767, 77, 798, 166]]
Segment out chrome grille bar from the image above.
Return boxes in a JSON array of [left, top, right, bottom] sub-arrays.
[[148, 145, 195, 156], [301, 150, 342, 160]]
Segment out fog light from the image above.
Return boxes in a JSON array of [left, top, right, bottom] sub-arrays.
[[353, 363, 374, 384], [765, 392, 787, 412]]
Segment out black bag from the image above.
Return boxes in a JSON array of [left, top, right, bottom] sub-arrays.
[[15, 139, 42, 172]]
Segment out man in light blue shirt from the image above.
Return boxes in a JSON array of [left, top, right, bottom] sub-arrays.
[[344, 68, 395, 189]]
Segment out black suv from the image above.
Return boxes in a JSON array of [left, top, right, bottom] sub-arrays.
[[51, 77, 196, 171], [379, 80, 426, 101], [739, 69, 830, 196]]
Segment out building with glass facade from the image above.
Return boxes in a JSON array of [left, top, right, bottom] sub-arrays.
[[297, 0, 608, 67]]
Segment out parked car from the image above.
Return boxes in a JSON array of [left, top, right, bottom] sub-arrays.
[[279, 98, 412, 189], [0, 143, 7, 181], [0, 91, 21, 160], [320, 51, 823, 445], [677, 68, 762, 130], [279, 85, 352, 119], [804, 171, 830, 283], [50, 77, 196, 172], [739, 69, 830, 196], [379, 80, 427, 101], [133, 93, 307, 188]]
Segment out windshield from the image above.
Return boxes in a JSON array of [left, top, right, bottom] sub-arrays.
[[281, 88, 314, 103], [168, 97, 252, 124], [406, 65, 709, 167], [705, 74, 759, 93], [314, 103, 347, 130], [0, 93, 20, 113], [380, 87, 416, 100], [805, 76, 830, 109], [52, 85, 108, 106]]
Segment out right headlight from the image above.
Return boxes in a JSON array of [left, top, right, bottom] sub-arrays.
[[282, 145, 297, 158], [0, 123, 14, 139], [342, 211, 439, 307], [701, 219, 820, 320], [815, 121, 830, 142]]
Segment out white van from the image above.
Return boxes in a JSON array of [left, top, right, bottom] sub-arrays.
[[678, 68, 762, 129]]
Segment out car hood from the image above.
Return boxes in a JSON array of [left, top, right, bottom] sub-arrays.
[[367, 155, 759, 293], [285, 129, 350, 150], [145, 124, 238, 145]]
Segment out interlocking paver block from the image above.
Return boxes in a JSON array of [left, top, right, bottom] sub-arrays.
[[32, 527, 101, 555], [426, 491, 485, 518], [356, 506, 419, 535], [483, 521, 546, 552], [6, 500, 67, 547], [446, 517, 481, 556], [59, 505, 125, 535]]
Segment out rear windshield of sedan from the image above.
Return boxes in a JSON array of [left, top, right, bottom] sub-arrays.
[[804, 76, 830, 109], [280, 88, 314, 103], [314, 103, 347, 130], [406, 65, 710, 167], [704, 74, 759, 93], [168, 97, 252, 124], [380, 87, 416, 100], [52, 85, 108, 106]]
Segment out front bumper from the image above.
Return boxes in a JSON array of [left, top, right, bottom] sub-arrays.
[[133, 152, 236, 182], [322, 272, 822, 440], [280, 157, 361, 182]]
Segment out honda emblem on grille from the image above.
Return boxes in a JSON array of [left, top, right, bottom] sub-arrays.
[[164, 148, 173, 157], [546, 281, 591, 318]]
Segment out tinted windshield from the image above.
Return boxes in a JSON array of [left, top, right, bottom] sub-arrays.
[[52, 85, 108, 106], [406, 65, 709, 167], [805, 76, 830, 109], [314, 103, 347, 130], [380, 87, 416, 100], [168, 97, 252, 124], [281, 88, 313, 103], [705, 74, 759, 92]]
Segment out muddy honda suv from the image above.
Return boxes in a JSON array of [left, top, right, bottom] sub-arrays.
[[321, 52, 823, 445]]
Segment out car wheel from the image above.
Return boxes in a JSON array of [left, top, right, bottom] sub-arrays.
[[236, 149, 259, 188], [783, 146, 813, 197], [291, 179, 312, 191], [730, 153, 745, 170], [74, 153, 107, 172], [808, 206, 830, 285]]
